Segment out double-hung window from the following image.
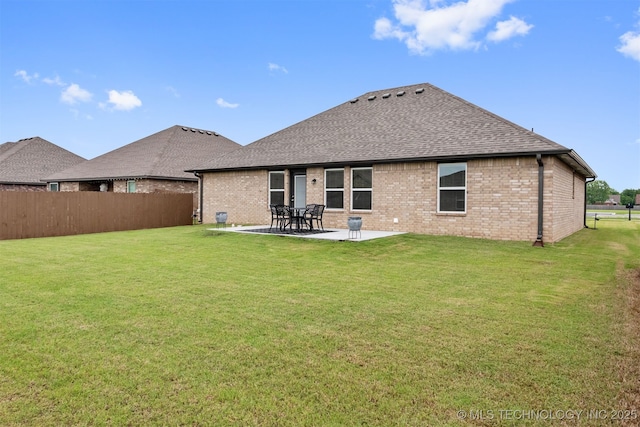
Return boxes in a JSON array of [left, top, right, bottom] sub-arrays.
[[351, 167, 372, 211], [269, 171, 285, 205], [438, 163, 466, 212], [325, 168, 344, 209]]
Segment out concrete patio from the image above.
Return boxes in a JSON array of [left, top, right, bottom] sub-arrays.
[[208, 225, 405, 242]]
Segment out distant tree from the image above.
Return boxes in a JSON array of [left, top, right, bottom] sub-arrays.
[[620, 188, 640, 206], [587, 180, 615, 204]]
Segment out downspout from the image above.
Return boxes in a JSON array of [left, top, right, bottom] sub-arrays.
[[533, 154, 544, 247], [584, 177, 596, 228], [193, 172, 203, 224]]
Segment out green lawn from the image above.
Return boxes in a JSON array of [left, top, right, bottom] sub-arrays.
[[1, 221, 638, 426]]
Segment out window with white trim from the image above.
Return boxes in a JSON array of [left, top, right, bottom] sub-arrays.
[[49, 182, 59, 192], [351, 167, 372, 211], [438, 163, 466, 212], [269, 171, 285, 205], [324, 168, 344, 209]]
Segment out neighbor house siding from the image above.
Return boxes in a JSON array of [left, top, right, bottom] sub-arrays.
[[0, 183, 46, 192], [59, 179, 198, 207], [201, 155, 584, 242]]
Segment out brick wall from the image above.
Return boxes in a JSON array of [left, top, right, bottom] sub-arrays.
[[546, 157, 587, 242], [201, 156, 587, 242], [0, 184, 46, 192], [57, 179, 198, 208]]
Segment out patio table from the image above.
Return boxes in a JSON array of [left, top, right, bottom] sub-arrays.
[[286, 207, 310, 233]]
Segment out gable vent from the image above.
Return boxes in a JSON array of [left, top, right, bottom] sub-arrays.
[[382, 93, 391, 99], [415, 88, 425, 94], [396, 91, 405, 97], [367, 95, 376, 101]]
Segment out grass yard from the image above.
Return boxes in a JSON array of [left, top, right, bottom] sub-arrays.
[[1, 221, 639, 426]]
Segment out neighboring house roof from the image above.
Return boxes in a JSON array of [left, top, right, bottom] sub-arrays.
[[0, 137, 86, 185], [188, 83, 595, 178], [46, 125, 241, 182]]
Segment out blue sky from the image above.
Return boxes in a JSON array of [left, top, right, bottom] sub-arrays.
[[1, 0, 639, 191]]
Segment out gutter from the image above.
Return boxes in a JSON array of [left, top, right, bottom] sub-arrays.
[[193, 171, 203, 224], [584, 176, 596, 228], [533, 154, 544, 247]]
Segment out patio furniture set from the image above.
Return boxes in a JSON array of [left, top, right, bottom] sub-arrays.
[[269, 204, 325, 233]]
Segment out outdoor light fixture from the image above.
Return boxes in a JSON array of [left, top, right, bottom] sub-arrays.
[[312, 178, 317, 184]]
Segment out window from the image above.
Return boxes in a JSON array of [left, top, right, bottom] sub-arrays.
[[127, 180, 136, 193], [49, 182, 59, 192], [438, 163, 466, 212], [351, 167, 372, 210], [269, 171, 285, 205], [325, 168, 344, 209]]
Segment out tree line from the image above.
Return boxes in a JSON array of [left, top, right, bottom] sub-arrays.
[[587, 180, 638, 206]]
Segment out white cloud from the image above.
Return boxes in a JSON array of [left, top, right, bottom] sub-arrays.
[[268, 63, 289, 74], [373, 0, 531, 54], [14, 70, 39, 84], [42, 75, 66, 86], [216, 98, 239, 109], [617, 9, 640, 63], [105, 90, 142, 111], [618, 30, 640, 61], [61, 83, 93, 104], [487, 16, 533, 42]]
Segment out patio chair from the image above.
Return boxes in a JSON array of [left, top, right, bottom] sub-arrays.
[[269, 205, 289, 231], [302, 204, 316, 231], [278, 205, 291, 231], [269, 205, 279, 231], [306, 204, 325, 231]]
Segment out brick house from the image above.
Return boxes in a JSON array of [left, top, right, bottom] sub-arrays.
[[46, 125, 241, 209], [0, 137, 85, 192], [188, 83, 596, 244]]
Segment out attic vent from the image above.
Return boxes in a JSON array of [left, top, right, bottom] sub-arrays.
[[415, 88, 425, 94], [199, 130, 204, 134], [367, 95, 376, 101], [396, 91, 405, 97], [350, 98, 359, 104], [213, 132, 219, 136], [382, 93, 391, 99], [182, 127, 188, 131], [190, 128, 196, 132], [206, 131, 212, 135]]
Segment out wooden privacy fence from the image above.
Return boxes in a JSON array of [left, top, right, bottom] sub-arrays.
[[0, 192, 194, 240]]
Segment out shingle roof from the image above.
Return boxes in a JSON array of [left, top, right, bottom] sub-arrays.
[[46, 125, 241, 182], [0, 137, 86, 185], [189, 83, 595, 177]]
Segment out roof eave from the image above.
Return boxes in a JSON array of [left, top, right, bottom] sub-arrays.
[[42, 175, 198, 183], [0, 181, 46, 186], [188, 149, 592, 173]]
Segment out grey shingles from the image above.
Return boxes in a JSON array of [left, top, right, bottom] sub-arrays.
[[46, 125, 241, 182], [0, 137, 86, 185], [189, 83, 594, 176]]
